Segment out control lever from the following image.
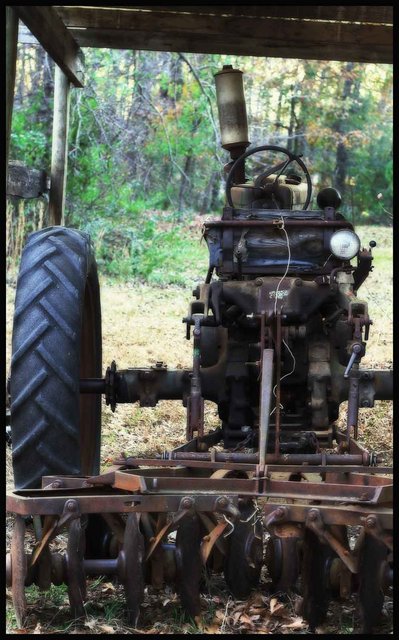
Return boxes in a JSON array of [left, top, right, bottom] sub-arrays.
[[344, 343, 363, 378]]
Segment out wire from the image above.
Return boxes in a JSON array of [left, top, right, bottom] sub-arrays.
[[269, 217, 296, 415], [273, 215, 291, 316], [322, 253, 333, 267]]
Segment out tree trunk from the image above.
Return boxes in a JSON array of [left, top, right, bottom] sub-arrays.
[[178, 154, 194, 213], [333, 62, 355, 197]]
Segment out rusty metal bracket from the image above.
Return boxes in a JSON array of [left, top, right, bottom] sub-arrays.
[[145, 497, 195, 562], [305, 508, 357, 573], [361, 514, 393, 551], [200, 521, 228, 564]]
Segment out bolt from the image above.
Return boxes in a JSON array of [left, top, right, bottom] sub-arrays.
[[365, 516, 377, 529], [361, 399, 371, 407], [217, 496, 228, 508], [203, 535, 210, 542], [65, 500, 77, 512], [51, 480, 63, 489], [275, 507, 286, 519], [295, 278, 303, 286], [308, 510, 318, 521], [181, 497, 193, 509], [255, 278, 263, 286]]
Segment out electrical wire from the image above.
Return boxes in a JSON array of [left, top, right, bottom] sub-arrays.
[[269, 215, 296, 415], [273, 215, 291, 316]]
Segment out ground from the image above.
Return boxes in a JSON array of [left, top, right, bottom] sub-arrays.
[[6, 224, 393, 634]]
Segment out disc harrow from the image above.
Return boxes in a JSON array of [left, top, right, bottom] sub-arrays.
[[6, 445, 393, 633]]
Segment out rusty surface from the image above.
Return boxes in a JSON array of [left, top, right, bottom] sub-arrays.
[[11, 515, 27, 628], [204, 219, 354, 228], [122, 513, 145, 626], [175, 513, 202, 619], [65, 517, 86, 618], [200, 521, 228, 564]]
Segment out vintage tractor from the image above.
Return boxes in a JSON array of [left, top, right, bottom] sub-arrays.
[[7, 66, 393, 633]]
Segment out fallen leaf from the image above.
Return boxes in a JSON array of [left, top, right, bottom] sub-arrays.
[[202, 624, 221, 634], [239, 613, 254, 625], [84, 619, 97, 630], [99, 624, 116, 633], [270, 598, 284, 615], [232, 611, 242, 625], [281, 617, 306, 629], [101, 582, 116, 594]]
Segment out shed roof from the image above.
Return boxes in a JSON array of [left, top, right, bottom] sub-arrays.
[[16, 5, 393, 88]]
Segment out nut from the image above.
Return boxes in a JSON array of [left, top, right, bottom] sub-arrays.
[[365, 516, 377, 529], [217, 496, 228, 508], [181, 497, 194, 509], [65, 500, 77, 512]]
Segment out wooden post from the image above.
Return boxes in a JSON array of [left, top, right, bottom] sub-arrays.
[[6, 7, 19, 182], [48, 65, 71, 226]]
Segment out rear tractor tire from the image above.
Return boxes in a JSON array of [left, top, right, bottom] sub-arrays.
[[10, 227, 102, 489]]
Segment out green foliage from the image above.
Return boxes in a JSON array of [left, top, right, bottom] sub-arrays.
[[10, 93, 49, 167], [85, 213, 208, 285], [9, 48, 392, 280]]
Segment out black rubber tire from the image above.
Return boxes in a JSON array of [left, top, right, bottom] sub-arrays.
[[10, 227, 102, 489]]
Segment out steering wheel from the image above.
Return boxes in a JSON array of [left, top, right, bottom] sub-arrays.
[[225, 144, 312, 210]]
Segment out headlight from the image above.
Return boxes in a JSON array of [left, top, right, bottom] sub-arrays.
[[329, 229, 360, 260]]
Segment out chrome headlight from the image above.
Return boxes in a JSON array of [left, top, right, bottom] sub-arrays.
[[329, 229, 360, 260]]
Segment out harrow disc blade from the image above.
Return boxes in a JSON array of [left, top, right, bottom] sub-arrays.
[[175, 512, 202, 620], [358, 533, 389, 633], [123, 513, 145, 626], [224, 501, 263, 599], [300, 528, 335, 631], [11, 515, 27, 628], [265, 535, 299, 593], [65, 518, 87, 619]]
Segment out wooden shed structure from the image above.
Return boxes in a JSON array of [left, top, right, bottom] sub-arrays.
[[6, 5, 393, 225]]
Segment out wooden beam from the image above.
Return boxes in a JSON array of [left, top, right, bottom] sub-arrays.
[[56, 8, 393, 64], [48, 67, 71, 226], [6, 7, 19, 180], [7, 162, 49, 199], [97, 6, 393, 25], [16, 6, 85, 87]]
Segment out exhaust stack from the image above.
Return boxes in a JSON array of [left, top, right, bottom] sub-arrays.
[[214, 65, 250, 163]]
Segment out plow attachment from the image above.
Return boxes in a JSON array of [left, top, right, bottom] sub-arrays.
[[6, 440, 392, 633]]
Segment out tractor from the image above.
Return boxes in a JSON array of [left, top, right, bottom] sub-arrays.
[[7, 66, 393, 633]]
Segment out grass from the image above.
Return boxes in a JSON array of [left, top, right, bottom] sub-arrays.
[[5, 223, 393, 634]]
